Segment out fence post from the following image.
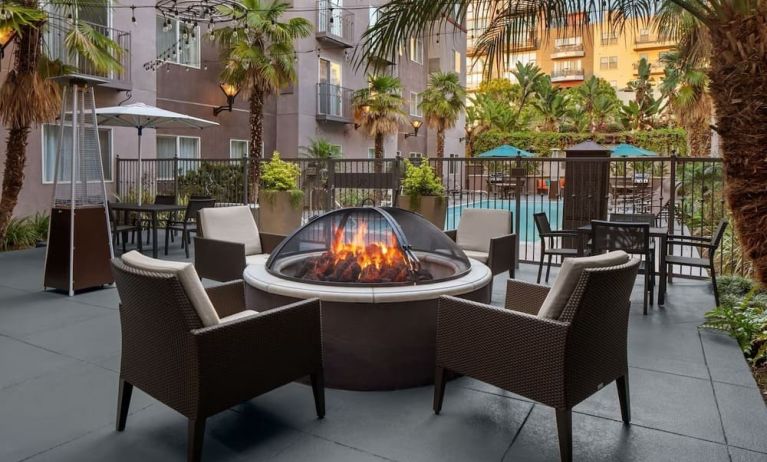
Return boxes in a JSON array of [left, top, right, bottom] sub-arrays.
[[173, 156, 179, 200], [326, 158, 336, 212], [115, 155, 120, 200], [242, 157, 249, 205], [668, 152, 677, 234]]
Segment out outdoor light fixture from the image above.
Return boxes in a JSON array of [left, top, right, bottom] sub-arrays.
[[404, 119, 422, 138], [213, 82, 240, 116], [0, 26, 16, 65]]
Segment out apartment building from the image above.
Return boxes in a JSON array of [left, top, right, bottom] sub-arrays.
[[465, 8, 674, 95], [0, 0, 466, 217]]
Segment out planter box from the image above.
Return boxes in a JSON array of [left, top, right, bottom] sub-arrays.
[[258, 191, 302, 235], [396, 195, 447, 230]]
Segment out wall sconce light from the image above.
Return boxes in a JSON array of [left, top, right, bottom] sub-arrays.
[[213, 82, 240, 116], [0, 27, 17, 68], [404, 119, 422, 138]]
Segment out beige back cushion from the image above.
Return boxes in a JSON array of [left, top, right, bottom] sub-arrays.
[[121, 251, 220, 327], [456, 209, 512, 253], [199, 205, 262, 255], [537, 250, 630, 320]]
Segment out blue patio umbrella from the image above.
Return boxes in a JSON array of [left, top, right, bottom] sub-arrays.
[[477, 144, 535, 158], [611, 143, 657, 157]]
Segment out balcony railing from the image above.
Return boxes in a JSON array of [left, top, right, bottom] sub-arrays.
[[45, 18, 132, 89], [552, 42, 584, 58], [551, 68, 585, 81], [634, 35, 674, 48], [316, 83, 353, 123], [316, 1, 354, 48]]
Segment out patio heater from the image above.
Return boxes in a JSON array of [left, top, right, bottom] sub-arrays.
[[43, 76, 114, 296]]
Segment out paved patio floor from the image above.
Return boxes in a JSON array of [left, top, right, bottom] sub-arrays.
[[1, 241, 766, 462]]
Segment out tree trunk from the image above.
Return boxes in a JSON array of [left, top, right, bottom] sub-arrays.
[[374, 132, 384, 174], [249, 91, 264, 203], [435, 128, 445, 179], [0, 22, 41, 244], [687, 118, 712, 157], [707, 6, 767, 285]]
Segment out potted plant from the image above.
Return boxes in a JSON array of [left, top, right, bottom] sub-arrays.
[[396, 159, 447, 229], [299, 137, 341, 209], [258, 152, 304, 234]]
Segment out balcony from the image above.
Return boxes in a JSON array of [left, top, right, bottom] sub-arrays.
[[632, 60, 665, 74], [551, 43, 584, 59], [634, 35, 675, 50], [316, 83, 353, 124], [316, 2, 355, 48], [551, 68, 585, 82], [45, 18, 132, 90]]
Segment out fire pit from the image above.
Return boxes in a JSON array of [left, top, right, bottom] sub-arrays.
[[244, 207, 492, 390]]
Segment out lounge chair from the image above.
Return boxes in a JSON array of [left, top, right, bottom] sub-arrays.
[[112, 251, 324, 462], [194, 205, 285, 282], [434, 252, 639, 462], [445, 208, 517, 278]]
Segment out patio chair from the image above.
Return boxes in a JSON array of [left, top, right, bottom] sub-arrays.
[[533, 212, 580, 284], [112, 251, 324, 462], [609, 213, 656, 226], [434, 252, 639, 462], [108, 203, 142, 254], [444, 208, 517, 278], [143, 194, 177, 244], [194, 205, 285, 282], [164, 198, 215, 258], [591, 221, 654, 314], [663, 219, 728, 306]]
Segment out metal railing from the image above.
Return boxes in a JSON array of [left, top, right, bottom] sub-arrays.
[[635, 34, 674, 45], [116, 155, 741, 277], [45, 17, 132, 85], [316, 83, 353, 122], [553, 43, 584, 53], [316, 1, 354, 45], [551, 68, 585, 79]]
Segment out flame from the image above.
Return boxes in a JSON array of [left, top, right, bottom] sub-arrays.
[[330, 221, 407, 274]]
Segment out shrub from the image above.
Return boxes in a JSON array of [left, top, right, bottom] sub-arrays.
[[260, 152, 304, 209], [177, 162, 243, 203], [1, 213, 50, 251], [401, 160, 445, 197]]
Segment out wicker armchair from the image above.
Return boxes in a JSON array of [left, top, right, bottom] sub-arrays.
[[445, 208, 517, 278], [111, 256, 324, 462], [194, 206, 285, 282], [434, 257, 640, 462]]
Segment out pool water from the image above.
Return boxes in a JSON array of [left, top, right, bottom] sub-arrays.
[[445, 199, 563, 242]]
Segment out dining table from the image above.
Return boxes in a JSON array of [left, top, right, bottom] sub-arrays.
[[110, 203, 186, 258], [576, 223, 670, 305]]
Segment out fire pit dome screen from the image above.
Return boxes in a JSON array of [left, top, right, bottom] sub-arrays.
[[266, 207, 471, 286]]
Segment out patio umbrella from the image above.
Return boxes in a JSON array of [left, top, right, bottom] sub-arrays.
[[67, 103, 219, 205], [611, 143, 657, 157], [477, 144, 535, 158]]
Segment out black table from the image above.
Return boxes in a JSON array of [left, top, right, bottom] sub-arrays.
[[577, 224, 670, 305], [110, 203, 186, 258]]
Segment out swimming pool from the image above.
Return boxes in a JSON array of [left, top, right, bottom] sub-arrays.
[[445, 199, 563, 242]]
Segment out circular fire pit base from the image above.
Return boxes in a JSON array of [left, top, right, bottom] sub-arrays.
[[243, 259, 492, 391]]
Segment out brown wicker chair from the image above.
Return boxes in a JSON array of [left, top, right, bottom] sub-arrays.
[[444, 208, 517, 278], [194, 206, 285, 282], [434, 258, 640, 462], [111, 258, 324, 462]]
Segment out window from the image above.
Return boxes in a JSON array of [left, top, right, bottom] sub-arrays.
[[600, 56, 618, 70], [466, 57, 485, 90], [367, 148, 376, 159], [368, 6, 379, 28], [554, 60, 582, 72], [409, 91, 423, 117], [448, 153, 459, 174], [453, 50, 462, 74], [408, 152, 423, 158], [554, 36, 582, 48], [504, 52, 536, 81], [156, 15, 200, 68], [601, 31, 618, 45], [409, 37, 423, 64], [42, 125, 113, 183], [230, 139, 249, 159], [156, 135, 200, 179]]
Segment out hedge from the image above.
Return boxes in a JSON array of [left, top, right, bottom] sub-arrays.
[[472, 128, 688, 157]]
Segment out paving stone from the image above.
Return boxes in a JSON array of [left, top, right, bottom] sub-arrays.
[[713, 382, 767, 453]]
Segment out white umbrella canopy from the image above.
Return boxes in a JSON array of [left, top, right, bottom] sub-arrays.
[[66, 103, 219, 205]]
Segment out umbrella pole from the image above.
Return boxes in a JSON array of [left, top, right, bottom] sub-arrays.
[[137, 127, 143, 206]]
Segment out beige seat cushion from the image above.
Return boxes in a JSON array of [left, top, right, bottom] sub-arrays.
[[462, 249, 488, 263], [537, 250, 630, 320], [199, 205, 262, 255], [121, 251, 221, 327], [456, 209, 512, 253], [245, 254, 270, 266], [220, 309, 258, 324]]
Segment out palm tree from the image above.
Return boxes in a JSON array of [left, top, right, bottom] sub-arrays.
[[360, 1, 767, 285], [299, 137, 342, 159], [571, 76, 619, 133], [419, 71, 465, 170], [626, 57, 659, 128], [660, 50, 712, 156], [352, 74, 408, 164], [215, 0, 312, 199], [0, 0, 121, 243], [509, 62, 544, 120], [532, 77, 569, 132]]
